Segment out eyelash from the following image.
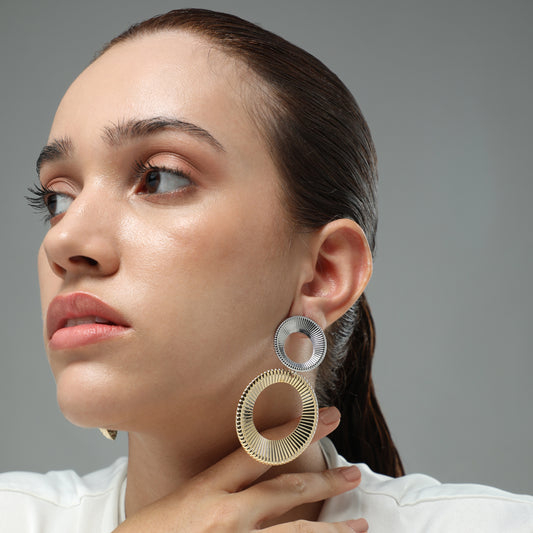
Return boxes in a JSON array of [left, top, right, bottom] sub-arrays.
[[26, 160, 194, 223], [131, 159, 193, 194], [25, 183, 57, 223]]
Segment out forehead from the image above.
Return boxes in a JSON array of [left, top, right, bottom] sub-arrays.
[[50, 31, 264, 152]]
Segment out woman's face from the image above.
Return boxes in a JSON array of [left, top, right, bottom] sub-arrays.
[[37, 31, 308, 433]]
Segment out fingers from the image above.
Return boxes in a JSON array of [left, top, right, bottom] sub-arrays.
[[261, 518, 368, 532], [194, 406, 341, 493], [345, 519, 369, 533], [245, 465, 362, 523]]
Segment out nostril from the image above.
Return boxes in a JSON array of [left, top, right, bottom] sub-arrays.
[[52, 263, 67, 277], [69, 255, 98, 267]]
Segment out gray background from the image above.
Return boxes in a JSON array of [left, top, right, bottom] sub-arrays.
[[1, 0, 531, 495]]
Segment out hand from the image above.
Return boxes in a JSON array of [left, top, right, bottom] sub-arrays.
[[114, 406, 368, 532]]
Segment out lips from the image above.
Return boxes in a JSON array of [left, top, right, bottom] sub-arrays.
[[46, 292, 131, 349]]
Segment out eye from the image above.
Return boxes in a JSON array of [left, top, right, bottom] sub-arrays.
[[26, 184, 73, 223], [134, 161, 193, 196], [46, 192, 73, 218]]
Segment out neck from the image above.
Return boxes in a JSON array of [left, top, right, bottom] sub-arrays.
[[124, 390, 328, 524]]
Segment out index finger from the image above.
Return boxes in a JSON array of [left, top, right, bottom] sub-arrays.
[[195, 406, 341, 493]]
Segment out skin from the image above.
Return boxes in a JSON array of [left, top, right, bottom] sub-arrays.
[[37, 31, 372, 531]]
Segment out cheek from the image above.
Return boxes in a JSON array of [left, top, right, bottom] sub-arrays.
[[183, 206, 287, 309], [125, 191, 290, 297], [119, 196, 294, 361]]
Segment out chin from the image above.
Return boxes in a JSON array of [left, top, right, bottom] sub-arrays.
[[54, 364, 126, 429]]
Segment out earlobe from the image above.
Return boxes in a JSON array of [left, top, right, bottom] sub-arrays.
[[294, 219, 373, 327]]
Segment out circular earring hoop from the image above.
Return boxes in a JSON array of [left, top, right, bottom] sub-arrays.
[[235, 368, 318, 465], [274, 316, 327, 372]]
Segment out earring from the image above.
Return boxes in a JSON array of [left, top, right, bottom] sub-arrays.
[[99, 428, 118, 441], [236, 316, 327, 465]]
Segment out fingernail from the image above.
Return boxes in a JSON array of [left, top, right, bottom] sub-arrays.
[[319, 406, 340, 425], [346, 518, 368, 532], [341, 465, 361, 482]]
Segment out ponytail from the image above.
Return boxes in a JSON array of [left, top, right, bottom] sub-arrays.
[[327, 293, 404, 477]]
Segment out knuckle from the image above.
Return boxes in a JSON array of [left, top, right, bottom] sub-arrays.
[[204, 499, 242, 530], [292, 519, 315, 533], [310, 470, 337, 497], [323, 468, 356, 493], [277, 473, 307, 494], [321, 469, 339, 488]]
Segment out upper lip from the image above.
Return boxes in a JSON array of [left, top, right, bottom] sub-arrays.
[[46, 292, 130, 339]]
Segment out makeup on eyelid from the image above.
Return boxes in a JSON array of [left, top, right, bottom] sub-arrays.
[[27, 157, 197, 222]]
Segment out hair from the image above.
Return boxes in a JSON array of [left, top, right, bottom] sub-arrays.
[[96, 8, 404, 477]]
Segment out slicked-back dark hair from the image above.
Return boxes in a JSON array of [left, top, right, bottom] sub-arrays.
[[97, 8, 404, 477]]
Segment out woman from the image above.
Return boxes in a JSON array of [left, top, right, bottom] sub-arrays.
[[2, 8, 532, 532]]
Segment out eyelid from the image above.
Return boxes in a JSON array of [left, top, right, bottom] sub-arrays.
[[40, 176, 79, 196], [133, 153, 195, 174], [132, 158, 195, 190]]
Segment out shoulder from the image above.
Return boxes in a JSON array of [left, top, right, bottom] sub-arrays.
[[319, 438, 533, 532], [0, 457, 127, 532]]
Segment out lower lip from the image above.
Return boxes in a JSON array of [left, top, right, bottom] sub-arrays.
[[49, 324, 131, 350]]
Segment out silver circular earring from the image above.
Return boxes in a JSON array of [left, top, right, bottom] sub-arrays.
[[274, 315, 327, 372], [235, 315, 326, 465]]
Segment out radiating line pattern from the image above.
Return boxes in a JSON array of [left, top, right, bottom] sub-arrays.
[[274, 316, 327, 372], [236, 368, 318, 465]]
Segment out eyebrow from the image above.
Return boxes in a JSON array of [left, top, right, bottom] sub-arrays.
[[36, 116, 224, 176], [102, 117, 225, 152], [35, 137, 74, 176]]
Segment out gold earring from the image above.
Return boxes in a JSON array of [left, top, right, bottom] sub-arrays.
[[235, 316, 327, 465], [99, 428, 118, 441]]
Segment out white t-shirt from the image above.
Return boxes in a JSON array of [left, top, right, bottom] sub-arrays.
[[1, 440, 532, 532], [0, 457, 127, 532], [319, 438, 533, 531]]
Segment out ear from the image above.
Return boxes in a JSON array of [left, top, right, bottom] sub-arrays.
[[289, 219, 373, 328]]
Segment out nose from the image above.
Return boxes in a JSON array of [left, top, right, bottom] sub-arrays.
[[41, 186, 120, 279]]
